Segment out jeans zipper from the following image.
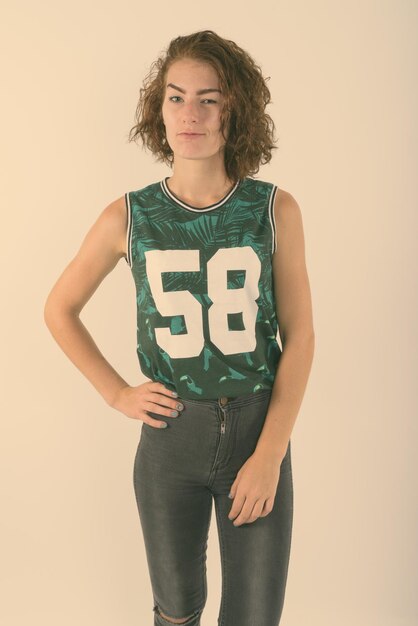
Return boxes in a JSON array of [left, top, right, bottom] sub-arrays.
[[220, 406, 226, 434], [210, 405, 227, 474]]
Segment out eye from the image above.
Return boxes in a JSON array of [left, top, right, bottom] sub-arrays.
[[168, 96, 217, 104]]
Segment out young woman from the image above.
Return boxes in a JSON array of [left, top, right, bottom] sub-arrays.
[[44, 30, 315, 626]]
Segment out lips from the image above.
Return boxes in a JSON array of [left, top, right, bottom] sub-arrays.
[[179, 132, 204, 135]]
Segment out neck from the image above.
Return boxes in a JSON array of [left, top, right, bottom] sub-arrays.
[[167, 159, 237, 206]]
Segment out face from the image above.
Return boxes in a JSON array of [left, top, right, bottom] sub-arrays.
[[161, 58, 228, 162]]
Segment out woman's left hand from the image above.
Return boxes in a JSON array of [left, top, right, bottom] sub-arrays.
[[227, 452, 282, 526]]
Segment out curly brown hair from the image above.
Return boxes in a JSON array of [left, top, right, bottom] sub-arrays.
[[127, 30, 279, 182]]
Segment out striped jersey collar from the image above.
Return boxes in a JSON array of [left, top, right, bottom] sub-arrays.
[[160, 177, 243, 212]]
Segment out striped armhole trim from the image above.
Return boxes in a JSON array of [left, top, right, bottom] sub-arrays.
[[268, 184, 278, 255], [125, 192, 133, 268]]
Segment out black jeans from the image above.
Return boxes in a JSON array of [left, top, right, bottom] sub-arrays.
[[133, 388, 293, 626]]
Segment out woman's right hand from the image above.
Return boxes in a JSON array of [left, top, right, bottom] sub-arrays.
[[111, 381, 183, 428]]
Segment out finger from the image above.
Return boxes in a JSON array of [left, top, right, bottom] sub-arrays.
[[259, 496, 274, 517], [228, 495, 246, 521], [144, 397, 181, 418], [153, 381, 178, 398], [227, 502, 239, 520], [142, 417, 168, 429], [232, 499, 260, 527], [148, 390, 182, 411], [248, 499, 264, 522]]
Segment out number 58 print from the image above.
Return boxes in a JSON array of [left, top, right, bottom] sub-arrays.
[[145, 246, 261, 359]]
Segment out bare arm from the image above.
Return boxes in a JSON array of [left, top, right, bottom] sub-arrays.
[[254, 189, 315, 461], [43, 196, 182, 428], [43, 196, 131, 406]]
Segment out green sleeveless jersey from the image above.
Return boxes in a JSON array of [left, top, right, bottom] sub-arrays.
[[124, 176, 281, 400]]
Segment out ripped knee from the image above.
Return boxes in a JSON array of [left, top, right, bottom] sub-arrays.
[[153, 604, 200, 624]]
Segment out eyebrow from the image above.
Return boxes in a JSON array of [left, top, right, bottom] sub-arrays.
[[166, 82, 222, 95]]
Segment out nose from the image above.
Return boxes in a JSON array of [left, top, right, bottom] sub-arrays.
[[181, 100, 201, 123]]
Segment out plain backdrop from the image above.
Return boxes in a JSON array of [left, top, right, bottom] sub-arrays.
[[1, 1, 417, 625]]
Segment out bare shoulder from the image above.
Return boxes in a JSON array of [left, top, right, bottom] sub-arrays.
[[44, 194, 129, 314], [272, 187, 305, 256], [271, 187, 314, 340], [100, 194, 128, 258], [273, 187, 303, 226]]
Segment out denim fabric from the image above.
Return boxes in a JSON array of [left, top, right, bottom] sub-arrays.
[[133, 388, 293, 626]]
